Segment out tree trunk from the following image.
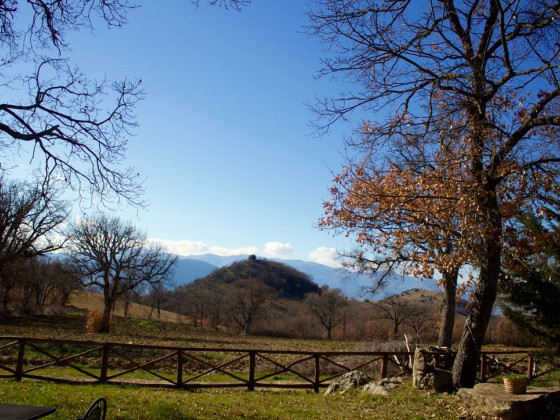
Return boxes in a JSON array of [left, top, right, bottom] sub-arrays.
[[100, 291, 113, 333], [100, 304, 112, 333], [1, 285, 11, 314], [60, 290, 71, 306], [438, 269, 458, 348], [452, 190, 501, 388], [124, 299, 130, 318]]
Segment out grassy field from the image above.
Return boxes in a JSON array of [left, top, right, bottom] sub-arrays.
[[0, 376, 476, 420], [0, 310, 555, 419]]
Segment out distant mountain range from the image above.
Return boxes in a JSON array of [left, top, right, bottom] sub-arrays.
[[169, 253, 439, 300]]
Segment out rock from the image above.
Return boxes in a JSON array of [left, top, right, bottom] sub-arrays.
[[412, 348, 426, 388], [324, 370, 371, 396], [458, 383, 560, 420], [362, 377, 403, 396], [413, 347, 428, 376], [422, 370, 454, 393], [412, 347, 454, 393]]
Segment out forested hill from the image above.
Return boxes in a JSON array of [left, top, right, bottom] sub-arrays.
[[196, 255, 321, 300]]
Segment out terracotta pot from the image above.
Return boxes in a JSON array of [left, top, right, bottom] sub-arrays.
[[503, 377, 528, 395]]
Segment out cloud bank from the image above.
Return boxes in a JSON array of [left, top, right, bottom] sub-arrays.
[[147, 238, 340, 267], [147, 238, 259, 257]]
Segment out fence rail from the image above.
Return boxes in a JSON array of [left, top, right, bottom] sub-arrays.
[[0, 337, 551, 392]]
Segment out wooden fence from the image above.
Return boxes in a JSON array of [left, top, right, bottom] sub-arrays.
[[0, 337, 552, 392]]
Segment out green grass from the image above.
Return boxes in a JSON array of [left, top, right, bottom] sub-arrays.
[[0, 377, 476, 419]]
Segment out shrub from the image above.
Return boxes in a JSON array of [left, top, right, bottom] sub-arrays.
[[86, 310, 112, 332]]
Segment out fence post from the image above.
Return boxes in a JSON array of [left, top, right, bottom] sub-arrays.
[[248, 351, 256, 391], [15, 338, 26, 381], [479, 353, 486, 382], [527, 354, 534, 381], [380, 354, 388, 379], [177, 349, 183, 387], [313, 353, 320, 393], [100, 343, 109, 383]]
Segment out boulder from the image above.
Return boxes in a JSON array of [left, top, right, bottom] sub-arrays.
[[362, 377, 403, 396], [324, 370, 371, 396], [458, 383, 560, 420]]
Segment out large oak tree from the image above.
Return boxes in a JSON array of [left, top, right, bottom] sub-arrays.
[[321, 142, 471, 348], [310, 0, 560, 388], [68, 214, 177, 332]]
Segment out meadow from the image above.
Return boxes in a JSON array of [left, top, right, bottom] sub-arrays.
[[0, 309, 552, 419]]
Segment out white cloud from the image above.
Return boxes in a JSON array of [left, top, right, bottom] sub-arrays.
[[209, 245, 260, 256], [147, 238, 259, 257], [309, 247, 340, 267], [147, 239, 342, 268], [264, 242, 296, 258]]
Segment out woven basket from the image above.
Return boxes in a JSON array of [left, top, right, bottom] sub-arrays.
[[503, 377, 528, 395]]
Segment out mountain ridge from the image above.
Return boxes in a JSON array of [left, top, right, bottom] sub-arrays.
[[171, 254, 439, 300]]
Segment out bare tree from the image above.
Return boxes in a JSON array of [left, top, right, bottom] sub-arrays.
[[5, 257, 56, 314], [28, 258, 60, 314], [373, 296, 414, 340], [67, 214, 177, 332], [305, 287, 347, 340], [0, 2, 144, 205], [228, 278, 275, 334], [146, 282, 169, 321], [405, 304, 438, 346], [0, 1, 254, 205], [177, 281, 213, 327], [51, 260, 82, 307], [0, 177, 68, 313]]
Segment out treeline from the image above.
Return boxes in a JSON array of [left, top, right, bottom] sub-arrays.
[[156, 257, 531, 347], [0, 256, 80, 315], [0, 176, 175, 333], [0, 253, 532, 348]]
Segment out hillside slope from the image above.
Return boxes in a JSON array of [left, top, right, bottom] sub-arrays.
[[173, 254, 440, 299], [66, 290, 190, 324], [195, 256, 321, 300]]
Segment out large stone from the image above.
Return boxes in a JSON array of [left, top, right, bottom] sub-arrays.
[[362, 377, 403, 396], [413, 348, 428, 374], [458, 383, 560, 420], [412, 347, 454, 393], [324, 370, 371, 396]]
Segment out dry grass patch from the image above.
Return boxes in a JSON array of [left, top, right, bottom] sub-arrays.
[[67, 290, 190, 324]]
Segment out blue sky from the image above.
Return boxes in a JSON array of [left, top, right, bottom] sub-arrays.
[[18, 1, 360, 265]]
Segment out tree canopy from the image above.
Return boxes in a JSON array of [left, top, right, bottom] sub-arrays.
[[0, 1, 146, 205]]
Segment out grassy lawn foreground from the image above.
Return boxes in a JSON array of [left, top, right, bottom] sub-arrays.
[[0, 377, 481, 419], [2, 313, 548, 419]]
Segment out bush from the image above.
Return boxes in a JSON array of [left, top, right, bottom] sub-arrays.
[[86, 310, 112, 332]]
